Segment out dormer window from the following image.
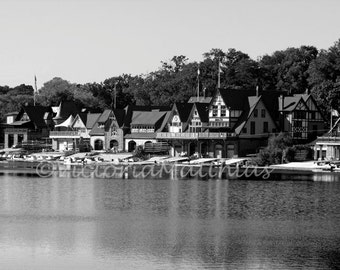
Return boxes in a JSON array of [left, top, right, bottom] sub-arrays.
[[212, 106, 218, 117], [21, 113, 30, 121], [221, 106, 226, 117]]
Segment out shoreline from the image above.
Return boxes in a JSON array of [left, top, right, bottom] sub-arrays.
[[1, 160, 339, 181]]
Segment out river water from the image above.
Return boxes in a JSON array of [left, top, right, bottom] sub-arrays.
[[0, 171, 339, 269]]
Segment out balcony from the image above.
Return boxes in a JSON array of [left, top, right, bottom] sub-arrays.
[[49, 130, 81, 138], [156, 132, 198, 139], [316, 136, 340, 145], [198, 132, 236, 139], [156, 132, 236, 140], [5, 128, 28, 134]]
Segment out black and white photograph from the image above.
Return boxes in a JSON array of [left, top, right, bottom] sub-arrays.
[[0, 0, 340, 269]]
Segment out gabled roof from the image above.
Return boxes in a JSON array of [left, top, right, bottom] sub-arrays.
[[15, 105, 53, 129], [55, 114, 74, 128], [123, 105, 171, 127], [89, 110, 113, 136], [71, 113, 101, 130], [86, 113, 101, 129], [97, 109, 112, 123], [218, 88, 256, 110], [295, 94, 310, 102], [131, 111, 167, 126], [53, 100, 80, 120], [194, 103, 209, 123], [278, 96, 305, 111], [174, 103, 193, 123], [89, 123, 104, 136], [234, 96, 261, 134], [158, 111, 172, 132], [113, 109, 126, 127]]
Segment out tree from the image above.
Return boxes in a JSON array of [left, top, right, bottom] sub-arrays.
[[0, 84, 34, 121], [308, 39, 340, 114], [37, 77, 105, 110], [259, 46, 318, 93], [256, 133, 293, 165], [37, 77, 75, 106]]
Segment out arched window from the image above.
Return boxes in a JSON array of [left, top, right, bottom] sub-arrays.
[[128, 140, 136, 152], [94, 139, 103, 150], [110, 140, 118, 149]]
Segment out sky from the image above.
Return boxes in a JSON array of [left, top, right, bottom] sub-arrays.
[[0, 0, 339, 88]]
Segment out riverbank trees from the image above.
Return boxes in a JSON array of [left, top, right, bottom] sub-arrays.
[[2, 39, 340, 121]]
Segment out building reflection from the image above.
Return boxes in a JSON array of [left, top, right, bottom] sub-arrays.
[[0, 173, 339, 269]]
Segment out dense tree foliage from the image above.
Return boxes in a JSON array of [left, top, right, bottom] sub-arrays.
[[2, 38, 340, 122], [0, 84, 34, 120]]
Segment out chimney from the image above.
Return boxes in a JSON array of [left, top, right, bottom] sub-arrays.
[[256, 85, 259, 97]]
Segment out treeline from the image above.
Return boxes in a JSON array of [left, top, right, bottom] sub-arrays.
[[2, 39, 340, 120]]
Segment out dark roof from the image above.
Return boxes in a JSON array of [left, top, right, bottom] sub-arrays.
[[194, 103, 209, 122], [234, 96, 261, 134], [219, 88, 256, 110], [89, 123, 104, 136], [85, 113, 101, 129], [15, 105, 53, 128], [131, 111, 167, 126], [260, 91, 281, 120], [97, 109, 112, 123], [278, 96, 303, 111], [123, 105, 171, 127], [53, 101, 80, 120], [88, 110, 112, 136], [158, 111, 172, 132], [113, 109, 126, 127], [174, 103, 193, 122]]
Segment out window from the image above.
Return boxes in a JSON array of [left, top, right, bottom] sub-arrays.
[[311, 112, 315, 120], [294, 111, 306, 119], [293, 121, 302, 138], [261, 109, 266, 118], [312, 125, 318, 134], [212, 106, 218, 117], [250, 121, 255, 134], [221, 106, 226, 117], [254, 109, 258, 118], [263, 122, 268, 133]]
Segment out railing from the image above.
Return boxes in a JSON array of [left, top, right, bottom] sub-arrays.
[[156, 132, 236, 139], [156, 132, 198, 139], [198, 132, 236, 138], [317, 136, 340, 143], [4, 128, 28, 134], [49, 131, 81, 137]]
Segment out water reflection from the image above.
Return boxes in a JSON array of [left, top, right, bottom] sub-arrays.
[[0, 174, 339, 269]]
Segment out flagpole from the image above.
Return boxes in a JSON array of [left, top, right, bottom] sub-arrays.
[[197, 65, 200, 100], [217, 59, 221, 89], [34, 75, 37, 106], [331, 107, 333, 131]]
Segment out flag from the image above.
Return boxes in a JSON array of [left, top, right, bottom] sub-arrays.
[[197, 67, 200, 75], [332, 109, 339, 117], [219, 61, 226, 73]]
